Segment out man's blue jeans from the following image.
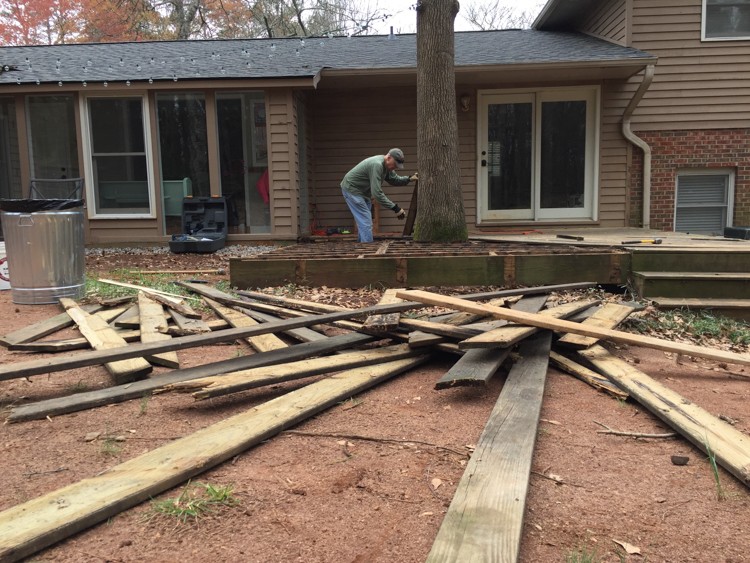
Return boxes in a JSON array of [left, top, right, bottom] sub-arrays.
[[342, 188, 373, 243]]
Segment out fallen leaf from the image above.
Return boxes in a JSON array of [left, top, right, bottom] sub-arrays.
[[431, 478, 443, 490], [613, 539, 641, 555]]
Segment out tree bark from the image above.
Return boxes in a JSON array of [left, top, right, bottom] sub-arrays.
[[414, 0, 467, 242]]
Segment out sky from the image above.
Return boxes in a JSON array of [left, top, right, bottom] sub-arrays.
[[366, 0, 548, 35]]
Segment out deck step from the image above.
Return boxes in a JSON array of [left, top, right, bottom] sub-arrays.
[[649, 298, 750, 321], [632, 271, 750, 299], [630, 249, 750, 273]]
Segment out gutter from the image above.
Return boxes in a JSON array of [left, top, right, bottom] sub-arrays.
[[621, 63, 655, 229]]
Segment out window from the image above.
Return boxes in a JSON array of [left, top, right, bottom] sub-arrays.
[[26, 95, 80, 182], [675, 170, 734, 235], [82, 95, 154, 217], [703, 0, 750, 40], [478, 87, 599, 223]]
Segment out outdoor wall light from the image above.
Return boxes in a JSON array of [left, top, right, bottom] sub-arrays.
[[460, 94, 471, 112]]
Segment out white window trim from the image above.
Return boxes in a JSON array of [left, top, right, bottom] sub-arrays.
[[476, 86, 600, 224], [701, 0, 750, 41], [80, 92, 156, 220], [674, 168, 735, 229]]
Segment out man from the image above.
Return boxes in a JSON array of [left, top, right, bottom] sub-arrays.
[[341, 148, 418, 243]]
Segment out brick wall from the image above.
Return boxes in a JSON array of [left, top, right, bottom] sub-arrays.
[[629, 129, 750, 230]]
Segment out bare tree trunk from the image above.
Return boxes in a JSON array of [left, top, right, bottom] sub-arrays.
[[414, 0, 467, 243]]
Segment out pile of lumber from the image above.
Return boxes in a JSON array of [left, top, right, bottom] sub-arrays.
[[1, 280, 749, 563]]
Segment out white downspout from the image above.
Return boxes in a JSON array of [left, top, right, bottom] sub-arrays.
[[621, 64, 655, 229]]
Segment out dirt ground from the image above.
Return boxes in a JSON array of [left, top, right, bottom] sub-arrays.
[[1, 249, 749, 563]]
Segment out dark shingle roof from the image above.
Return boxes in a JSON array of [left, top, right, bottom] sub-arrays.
[[0, 30, 655, 86]]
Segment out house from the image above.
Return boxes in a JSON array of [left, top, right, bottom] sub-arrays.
[[1, 1, 743, 245], [534, 0, 750, 235]]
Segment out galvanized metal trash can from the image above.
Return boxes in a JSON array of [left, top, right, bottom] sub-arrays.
[[0, 199, 85, 304]]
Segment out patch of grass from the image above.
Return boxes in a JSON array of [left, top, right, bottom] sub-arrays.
[[565, 542, 600, 563], [65, 380, 90, 394], [624, 308, 750, 349], [145, 481, 240, 524], [100, 436, 122, 457], [704, 434, 727, 501], [137, 393, 150, 416], [86, 271, 201, 304]]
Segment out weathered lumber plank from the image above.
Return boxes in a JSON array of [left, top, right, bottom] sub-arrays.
[[169, 309, 211, 334], [427, 332, 552, 562], [580, 345, 750, 487], [236, 282, 597, 314], [6, 332, 377, 423], [168, 343, 424, 400], [147, 291, 202, 319], [138, 293, 179, 369], [176, 281, 326, 343], [362, 289, 403, 332], [548, 350, 628, 400], [434, 294, 548, 389], [112, 304, 140, 328], [0, 286, 595, 383], [0, 304, 102, 348], [9, 330, 142, 353], [0, 355, 428, 563], [203, 297, 287, 352], [556, 302, 635, 348], [397, 290, 750, 368], [458, 299, 599, 349], [60, 298, 152, 383], [239, 308, 327, 343]]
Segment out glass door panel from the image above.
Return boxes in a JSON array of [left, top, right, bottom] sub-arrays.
[[27, 95, 79, 181], [156, 93, 209, 234], [480, 93, 534, 221], [216, 92, 270, 234], [540, 100, 586, 209]]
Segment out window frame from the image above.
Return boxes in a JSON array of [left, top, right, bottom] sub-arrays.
[[674, 168, 735, 234], [702, 0, 750, 41], [476, 86, 600, 224], [80, 92, 156, 219]]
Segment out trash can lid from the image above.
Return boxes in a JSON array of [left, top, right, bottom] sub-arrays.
[[0, 199, 84, 212]]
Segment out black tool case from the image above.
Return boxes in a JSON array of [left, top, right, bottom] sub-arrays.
[[169, 196, 228, 253]]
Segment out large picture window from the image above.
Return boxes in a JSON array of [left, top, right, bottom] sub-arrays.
[[82, 95, 153, 216], [703, 0, 750, 40]]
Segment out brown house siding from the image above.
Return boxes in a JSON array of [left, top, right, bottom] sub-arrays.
[[308, 87, 418, 235], [629, 0, 750, 131], [267, 89, 298, 238], [580, 0, 628, 45], [628, 129, 750, 229]]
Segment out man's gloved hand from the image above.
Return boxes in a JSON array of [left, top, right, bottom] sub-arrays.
[[393, 204, 407, 219], [409, 172, 419, 182]]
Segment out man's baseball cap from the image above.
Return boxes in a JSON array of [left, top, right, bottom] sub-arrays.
[[388, 148, 405, 169]]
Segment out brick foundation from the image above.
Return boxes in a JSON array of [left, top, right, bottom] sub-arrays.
[[629, 129, 750, 230]]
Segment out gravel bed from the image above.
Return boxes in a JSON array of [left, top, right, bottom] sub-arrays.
[[85, 244, 277, 258]]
